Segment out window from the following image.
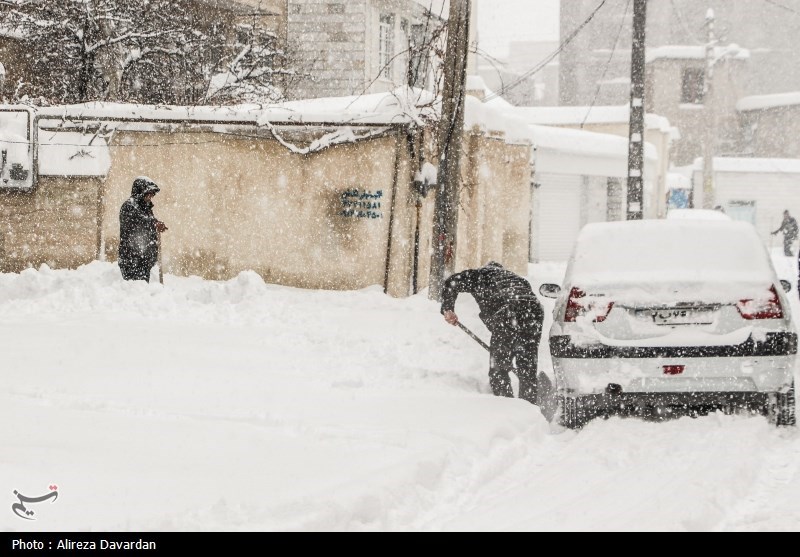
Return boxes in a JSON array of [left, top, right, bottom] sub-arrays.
[[379, 14, 395, 79], [681, 68, 705, 104], [409, 23, 426, 87]]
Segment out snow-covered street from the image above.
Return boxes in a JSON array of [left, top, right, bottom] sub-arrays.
[[3, 255, 800, 532]]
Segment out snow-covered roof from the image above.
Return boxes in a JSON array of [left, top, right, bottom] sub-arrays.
[[37, 103, 269, 125], [646, 44, 750, 63], [505, 105, 679, 139], [35, 89, 440, 128], [466, 75, 488, 92], [38, 131, 111, 177], [693, 157, 800, 174], [530, 125, 658, 179], [667, 172, 692, 189], [463, 96, 531, 144], [260, 88, 440, 126], [531, 125, 657, 161], [737, 92, 800, 112]]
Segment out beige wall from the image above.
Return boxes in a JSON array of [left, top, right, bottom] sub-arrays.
[[101, 130, 414, 295], [0, 122, 532, 298], [0, 177, 102, 272], [455, 134, 531, 276]]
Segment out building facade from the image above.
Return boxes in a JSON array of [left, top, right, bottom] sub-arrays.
[[286, 0, 441, 100], [559, 0, 800, 163], [560, 0, 800, 106]]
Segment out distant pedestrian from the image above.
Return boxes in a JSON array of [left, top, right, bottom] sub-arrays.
[[772, 210, 798, 257], [118, 176, 168, 282], [440, 261, 544, 403]]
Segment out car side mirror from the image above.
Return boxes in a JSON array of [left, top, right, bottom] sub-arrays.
[[539, 283, 562, 299], [780, 280, 792, 293]]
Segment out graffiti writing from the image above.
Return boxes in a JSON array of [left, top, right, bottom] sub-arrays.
[[341, 189, 384, 219]]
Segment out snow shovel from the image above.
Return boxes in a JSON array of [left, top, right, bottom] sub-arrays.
[[456, 321, 490, 352], [157, 232, 164, 285]]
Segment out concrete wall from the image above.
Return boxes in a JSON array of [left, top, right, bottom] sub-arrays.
[[741, 106, 800, 159], [0, 120, 532, 298], [646, 58, 746, 165], [454, 134, 531, 276], [0, 177, 102, 271], [99, 130, 414, 295]]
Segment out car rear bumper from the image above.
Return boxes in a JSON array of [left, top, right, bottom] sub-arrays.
[[549, 333, 797, 395], [560, 391, 773, 420], [550, 332, 798, 359]]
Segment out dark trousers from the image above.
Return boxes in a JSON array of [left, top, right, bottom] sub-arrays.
[[785, 236, 796, 257], [119, 257, 154, 282], [488, 300, 543, 403]]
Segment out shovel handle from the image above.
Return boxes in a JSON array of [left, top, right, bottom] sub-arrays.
[[456, 321, 490, 352]]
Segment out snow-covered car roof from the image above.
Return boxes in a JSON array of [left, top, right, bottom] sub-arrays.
[[566, 220, 776, 289]]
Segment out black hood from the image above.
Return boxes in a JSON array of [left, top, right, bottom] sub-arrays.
[[131, 176, 160, 199]]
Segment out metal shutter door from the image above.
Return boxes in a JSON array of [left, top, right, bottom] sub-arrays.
[[532, 174, 583, 262]]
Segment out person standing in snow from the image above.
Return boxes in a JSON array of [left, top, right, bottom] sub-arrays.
[[118, 176, 168, 282], [772, 210, 798, 257], [441, 261, 544, 403]]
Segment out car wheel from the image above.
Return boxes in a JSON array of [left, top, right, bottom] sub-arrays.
[[556, 395, 589, 430], [776, 382, 797, 427]]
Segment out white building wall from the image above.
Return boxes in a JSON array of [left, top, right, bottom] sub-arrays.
[[532, 174, 583, 262], [693, 169, 800, 244]]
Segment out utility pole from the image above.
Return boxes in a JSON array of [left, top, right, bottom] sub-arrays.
[[701, 8, 717, 209], [626, 0, 647, 221], [429, 0, 471, 301]]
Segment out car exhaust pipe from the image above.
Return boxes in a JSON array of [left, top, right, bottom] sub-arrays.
[[606, 384, 623, 396]]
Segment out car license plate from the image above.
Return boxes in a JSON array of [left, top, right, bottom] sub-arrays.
[[637, 307, 715, 326]]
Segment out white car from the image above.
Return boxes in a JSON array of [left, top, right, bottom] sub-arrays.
[[538, 219, 797, 429]]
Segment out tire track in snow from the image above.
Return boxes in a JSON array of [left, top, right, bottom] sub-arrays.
[[715, 430, 800, 531]]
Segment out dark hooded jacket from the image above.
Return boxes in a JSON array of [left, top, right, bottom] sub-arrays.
[[118, 177, 160, 278], [441, 262, 543, 333]]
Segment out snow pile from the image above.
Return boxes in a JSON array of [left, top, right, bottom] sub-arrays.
[[2, 259, 800, 531]]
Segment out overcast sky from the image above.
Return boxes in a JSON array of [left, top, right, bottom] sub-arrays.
[[477, 0, 560, 59]]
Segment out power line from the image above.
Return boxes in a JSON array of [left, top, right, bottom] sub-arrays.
[[581, 0, 632, 128], [763, 0, 800, 14], [669, 0, 703, 44], [484, 0, 608, 102]]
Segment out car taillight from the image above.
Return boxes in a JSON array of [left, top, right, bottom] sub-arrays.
[[737, 286, 784, 320], [565, 287, 615, 323]]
